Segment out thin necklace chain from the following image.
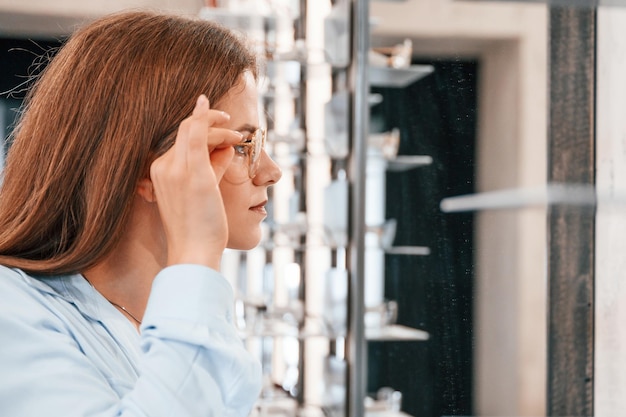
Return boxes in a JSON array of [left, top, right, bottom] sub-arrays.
[[83, 277, 142, 325], [105, 300, 142, 325]]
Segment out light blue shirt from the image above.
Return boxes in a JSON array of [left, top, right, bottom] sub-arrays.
[[0, 264, 262, 416]]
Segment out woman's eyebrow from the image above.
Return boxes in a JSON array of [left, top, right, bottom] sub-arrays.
[[234, 123, 258, 134]]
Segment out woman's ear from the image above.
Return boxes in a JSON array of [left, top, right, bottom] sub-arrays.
[[136, 177, 156, 203]]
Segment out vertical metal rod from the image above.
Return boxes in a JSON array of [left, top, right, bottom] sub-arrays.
[[295, 0, 307, 407], [347, 0, 369, 415]]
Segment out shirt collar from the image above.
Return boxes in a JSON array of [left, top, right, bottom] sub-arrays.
[[16, 269, 124, 326]]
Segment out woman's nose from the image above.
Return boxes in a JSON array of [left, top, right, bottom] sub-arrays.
[[253, 150, 282, 185]]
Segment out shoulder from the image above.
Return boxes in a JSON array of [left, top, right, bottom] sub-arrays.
[[0, 265, 39, 296], [0, 264, 25, 281], [0, 265, 71, 328], [0, 265, 59, 301]]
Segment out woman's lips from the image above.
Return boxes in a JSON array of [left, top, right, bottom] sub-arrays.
[[249, 201, 267, 215]]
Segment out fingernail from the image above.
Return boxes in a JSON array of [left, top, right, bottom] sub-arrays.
[[234, 131, 244, 138], [196, 94, 208, 108], [221, 111, 231, 120]]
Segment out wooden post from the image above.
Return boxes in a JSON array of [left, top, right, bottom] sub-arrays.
[[547, 6, 595, 417]]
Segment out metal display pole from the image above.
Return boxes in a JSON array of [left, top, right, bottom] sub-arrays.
[[346, 0, 368, 415]]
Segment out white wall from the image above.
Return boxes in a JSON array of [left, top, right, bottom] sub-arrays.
[[595, 6, 626, 417]]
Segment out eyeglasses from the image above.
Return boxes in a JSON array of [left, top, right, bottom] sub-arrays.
[[233, 128, 266, 178]]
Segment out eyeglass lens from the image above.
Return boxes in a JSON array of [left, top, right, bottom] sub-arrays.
[[248, 129, 265, 178]]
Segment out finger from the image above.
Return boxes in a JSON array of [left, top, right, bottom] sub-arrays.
[[169, 105, 227, 162], [210, 147, 235, 182], [207, 127, 245, 151], [186, 95, 211, 160], [172, 119, 191, 166], [208, 109, 232, 127]]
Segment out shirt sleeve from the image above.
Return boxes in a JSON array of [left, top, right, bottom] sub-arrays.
[[0, 264, 262, 417], [129, 264, 262, 416]]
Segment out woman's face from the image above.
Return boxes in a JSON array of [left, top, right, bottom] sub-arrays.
[[216, 72, 282, 250]]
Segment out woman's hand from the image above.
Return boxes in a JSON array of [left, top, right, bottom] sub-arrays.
[[149, 95, 243, 270]]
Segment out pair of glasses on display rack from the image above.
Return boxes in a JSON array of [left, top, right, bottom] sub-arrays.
[[234, 128, 266, 179]]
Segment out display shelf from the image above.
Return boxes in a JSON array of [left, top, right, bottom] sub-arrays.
[[366, 411, 413, 417], [386, 155, 433, 172], [365, 324, 429, 342], [239, 310, 428, 342], [239, 312, 334, 340], [384, 246, 430, 256], [370, 64, 434, 88], [439, 183, 601, 213]]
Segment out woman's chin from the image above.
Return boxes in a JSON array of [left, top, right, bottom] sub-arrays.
[[226, 236, 261, 251]]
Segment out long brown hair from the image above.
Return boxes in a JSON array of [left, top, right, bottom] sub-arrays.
[[0, 11, 258, 275]]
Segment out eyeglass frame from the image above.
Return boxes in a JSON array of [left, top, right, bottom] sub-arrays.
[[233, 128, 266, 178]]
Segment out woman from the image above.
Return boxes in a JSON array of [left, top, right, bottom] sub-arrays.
[[0, 10, 281, 417]]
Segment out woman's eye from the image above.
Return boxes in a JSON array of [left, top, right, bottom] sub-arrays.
[[233, 137, 253, 156]]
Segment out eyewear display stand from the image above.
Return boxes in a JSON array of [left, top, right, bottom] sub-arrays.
[[201, 1, 432, 415]]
